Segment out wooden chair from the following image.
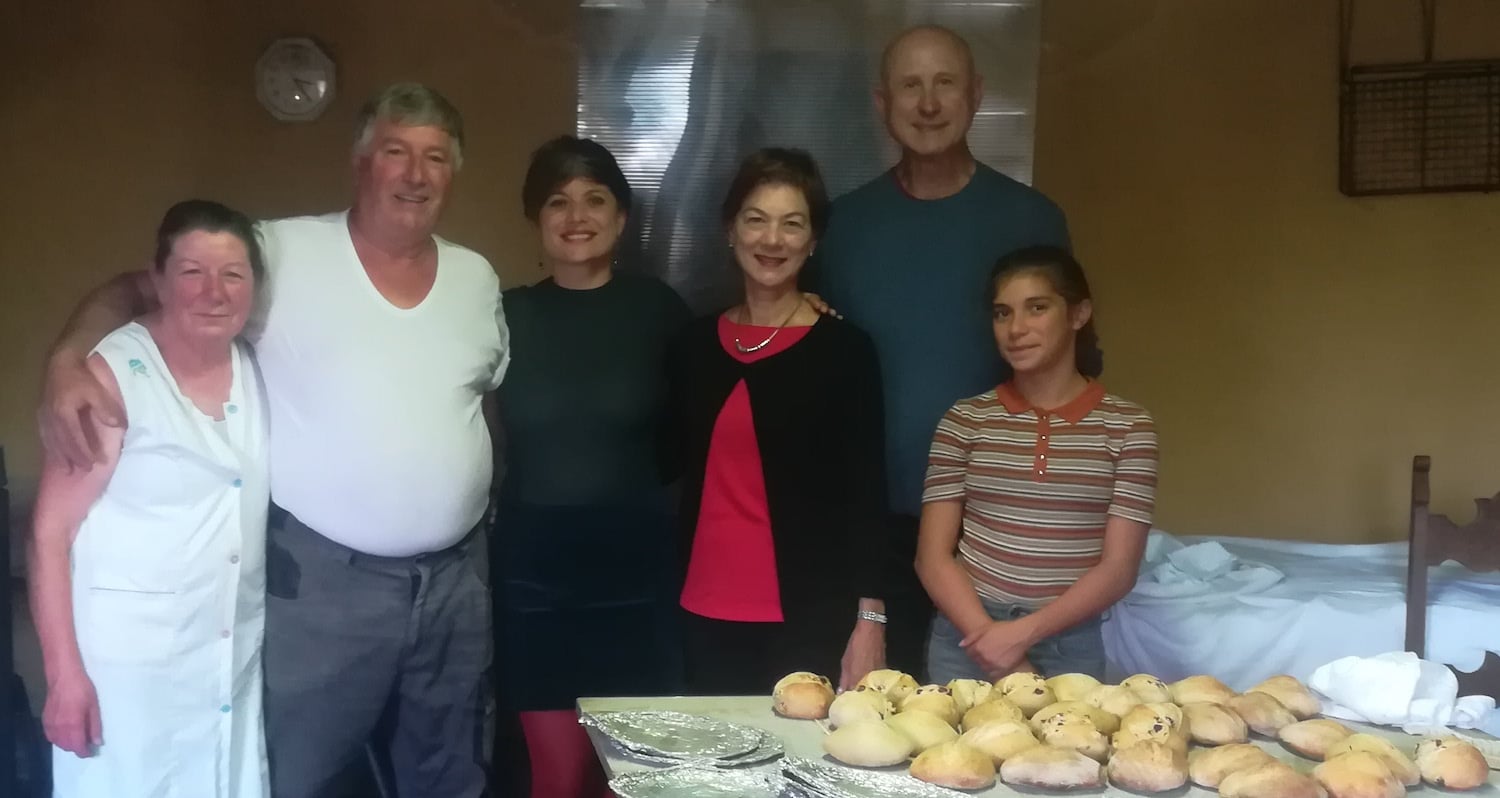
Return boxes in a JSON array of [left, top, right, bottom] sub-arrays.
[[1405, 455, 1500, 699]]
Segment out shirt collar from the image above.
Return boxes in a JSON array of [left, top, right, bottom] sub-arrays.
[[994, 380, 1106, 425]]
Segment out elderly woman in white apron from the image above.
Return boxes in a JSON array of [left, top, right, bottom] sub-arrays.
[[28, 199, 270, 798]]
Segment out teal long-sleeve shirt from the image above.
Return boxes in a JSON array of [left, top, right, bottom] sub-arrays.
[[810, 164, 1071, 516]]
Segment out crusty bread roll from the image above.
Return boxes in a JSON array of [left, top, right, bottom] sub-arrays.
[[856, 669, 919, 703], [1170, 674, 1237, 706], [1324, 734, 1419, 786], [1046, 672, 1103, 703], [1279, 718, 1355, 760], [888, 709, 960, 753], [1220, 759, 1326, 798], [1108, 740, 1189, 793], [1000, 744, 1107, 790], [1120, 702, 1189, 739], [1112, 727, 1189, 759], [910, 740, 997, 790], [998, 672, 1057, 717], [1084, 683, 1145, 717], [771, 672, 834, 719], [1187, 742, 1277, 789], [961, 696, 1025, 731], [1182, 701, 1248, 745], [959, 720, 1040, 765], [828, 687, 894, 729], [822, 719, 914, 767], [1121, 673, 1174, 704], [1041, 714, 1112, 762], [1414, 737, 1489, 791], [945, 678, 993, 715], [901, 685, 961, 728], [1032, 701, 1121, 736], [1314, 751, 1406, 798], [1228, 691, 1298, 736], [1249, 674, 1322, 720]]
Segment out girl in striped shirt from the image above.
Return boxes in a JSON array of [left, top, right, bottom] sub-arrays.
[[915, 245, 1158, 681]]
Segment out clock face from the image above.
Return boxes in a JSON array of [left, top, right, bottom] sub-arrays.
[[255, 38, 336, 122]]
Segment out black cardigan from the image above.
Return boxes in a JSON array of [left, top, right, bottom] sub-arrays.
[[665, 314, 889, 627]]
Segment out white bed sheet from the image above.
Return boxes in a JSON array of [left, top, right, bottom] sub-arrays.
[[1103, 531, 1500, 690]]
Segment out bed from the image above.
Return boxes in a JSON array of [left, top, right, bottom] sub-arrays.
[[1102, 459, 1500, 695]]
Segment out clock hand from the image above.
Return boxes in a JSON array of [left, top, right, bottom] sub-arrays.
[[293, 77, 317, 99]]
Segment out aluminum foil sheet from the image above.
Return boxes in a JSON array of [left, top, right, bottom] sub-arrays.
[[582, 710, 767, 761], [782, 757, 967, 798], [609, 765, 786, 798]]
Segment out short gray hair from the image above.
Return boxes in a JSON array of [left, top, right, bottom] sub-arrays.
[[352, 82, 466, 169]]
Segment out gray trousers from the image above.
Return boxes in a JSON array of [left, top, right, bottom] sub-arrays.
[[264, 513, 492, 798]]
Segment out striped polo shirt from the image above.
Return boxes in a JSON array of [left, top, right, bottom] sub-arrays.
[[922, 381, 1158, 607]]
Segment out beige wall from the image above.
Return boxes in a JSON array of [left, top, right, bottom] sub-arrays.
[[1035, 0, 1500, 541], [4, 1, 1497, 543]]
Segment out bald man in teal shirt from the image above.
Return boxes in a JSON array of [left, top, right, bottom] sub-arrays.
[[811, 25, 1070, 675]]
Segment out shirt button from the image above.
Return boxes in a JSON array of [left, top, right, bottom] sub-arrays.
[[232, 478, 243, 488], [1039, 454, 1047, 460], [221, 630, 231, 639], [227, 404, 238, 414], [220, 705, 232, 713], [229, 554, 240, 564]]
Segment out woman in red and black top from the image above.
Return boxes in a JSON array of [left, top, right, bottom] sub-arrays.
[[666, 148, 889, 693]]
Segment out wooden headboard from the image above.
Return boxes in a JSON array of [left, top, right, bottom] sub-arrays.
[[1405, 455, 1500, 699]]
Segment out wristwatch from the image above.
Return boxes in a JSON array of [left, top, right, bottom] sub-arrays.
[[857, 609, 888, 625]]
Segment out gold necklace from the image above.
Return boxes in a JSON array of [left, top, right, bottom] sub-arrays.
[[734, 296, 803, 354]]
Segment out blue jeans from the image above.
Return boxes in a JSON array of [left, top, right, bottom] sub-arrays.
[[926, 596, 1107, 683]]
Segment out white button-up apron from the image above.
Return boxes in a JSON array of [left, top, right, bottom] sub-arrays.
[[53, 322, 270, 798]]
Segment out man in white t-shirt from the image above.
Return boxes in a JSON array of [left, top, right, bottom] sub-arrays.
[[39, 83, 509, 798]]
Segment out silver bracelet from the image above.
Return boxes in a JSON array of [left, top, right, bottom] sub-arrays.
[[857, 609, 888, 625]]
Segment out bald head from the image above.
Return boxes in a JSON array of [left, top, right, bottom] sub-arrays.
[[879, 25, 976, 89]]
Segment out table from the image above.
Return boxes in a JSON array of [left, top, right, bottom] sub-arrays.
[[579, 695, 1500, 796]]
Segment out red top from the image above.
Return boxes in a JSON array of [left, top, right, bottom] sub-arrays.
[[679, 315, 813, 622]]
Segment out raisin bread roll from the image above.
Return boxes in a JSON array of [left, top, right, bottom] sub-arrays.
[[1414, 737, 1489, 791], [771, 672, 834, 719], [856, 669, 919, 703], [1121, 674, 1174, 704], [1085, 683, 1145, 717], [998, 672, 1057, 717], [900, 684, 961, 728], [945, 678, 993, 715]]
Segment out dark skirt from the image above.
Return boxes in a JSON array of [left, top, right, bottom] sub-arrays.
[[491, 498, 683, 711], [679, 601, 849, 696]]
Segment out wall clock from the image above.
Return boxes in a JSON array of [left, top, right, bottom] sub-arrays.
[[255, 37, 336, 123]]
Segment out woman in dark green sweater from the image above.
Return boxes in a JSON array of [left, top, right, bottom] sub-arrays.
[[492, 136, 690, 798]]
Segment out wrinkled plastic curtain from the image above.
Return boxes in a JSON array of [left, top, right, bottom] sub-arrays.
[[577, 0, 1041, 312]]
